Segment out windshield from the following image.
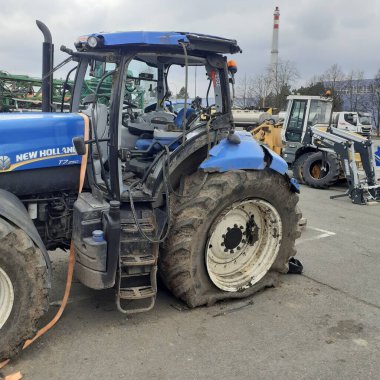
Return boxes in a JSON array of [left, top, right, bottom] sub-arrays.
[[358, 115, 372, 125], [125, 60, 158, 110], [308, 100, 332, 126], [78, 60, 116, 106]]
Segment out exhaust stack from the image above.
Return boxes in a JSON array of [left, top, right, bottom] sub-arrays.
[[36, 20, 53, 112]]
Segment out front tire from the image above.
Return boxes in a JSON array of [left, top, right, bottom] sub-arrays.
[[0, 218, 49, 361], [302, 151, 340, 189], [160, 169, 301, 307], [292, 152, 315, 184]]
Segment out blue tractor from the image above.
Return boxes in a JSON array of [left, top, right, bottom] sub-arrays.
[[0, 22, 301, 360]]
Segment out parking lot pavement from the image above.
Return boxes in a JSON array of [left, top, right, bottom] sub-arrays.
[[3, 186, 380, 380]]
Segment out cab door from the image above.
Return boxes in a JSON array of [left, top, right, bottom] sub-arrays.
[[284, 99, 308, 142]]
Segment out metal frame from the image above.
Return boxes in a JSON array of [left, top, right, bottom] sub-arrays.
[[311, 126, 380, 204]]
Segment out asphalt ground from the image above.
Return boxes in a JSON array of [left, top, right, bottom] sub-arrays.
[[2, 181, 380, 380]]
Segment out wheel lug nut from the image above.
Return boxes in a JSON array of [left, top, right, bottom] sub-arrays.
[[230, 250, 234, 253], [239, 225, 244, 229], [224, 248, 228, 252], [227, 227, 231, 231], [234, 224, 238, 228], [221, 242, 224, 246], [222, 234, 225, 238], [237, 247, 240, 250], [242, 239, 246, 244]]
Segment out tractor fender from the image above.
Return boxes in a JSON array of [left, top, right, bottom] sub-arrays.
[[0, 189, 51, 286], [200, 130, 288, 174]]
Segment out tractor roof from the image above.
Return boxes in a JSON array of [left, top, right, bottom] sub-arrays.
[[75, 31, 242, 55]]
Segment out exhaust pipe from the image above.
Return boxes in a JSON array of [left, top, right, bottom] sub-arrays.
[[36, 20, 53, 112]]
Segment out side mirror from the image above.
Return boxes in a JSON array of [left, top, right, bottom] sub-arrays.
[[73, 136, 86, 155]]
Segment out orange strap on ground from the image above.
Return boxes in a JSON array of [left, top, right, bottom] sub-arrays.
[[4, 371, 22, 380], [22, 113, 89, 349], [22, 242, 75, 349]]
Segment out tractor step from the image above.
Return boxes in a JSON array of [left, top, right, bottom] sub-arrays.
[[119, 286, 156, 300], [121, 254, 155, 266], [115, 204, 159, 314], [116, 266, 157, 314]]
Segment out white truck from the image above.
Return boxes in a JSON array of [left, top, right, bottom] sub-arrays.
[[332, 111, 373, 136]]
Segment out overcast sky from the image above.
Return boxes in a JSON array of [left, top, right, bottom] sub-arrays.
[[1, 0, 380, 87]]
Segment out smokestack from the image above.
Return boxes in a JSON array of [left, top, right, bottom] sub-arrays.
[[271, 6, 280, 68]]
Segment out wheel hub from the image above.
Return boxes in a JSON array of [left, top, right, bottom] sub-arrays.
[[206, 199, 282, 292], [223, 226, 243, 251], [0, 267, 14, 329]]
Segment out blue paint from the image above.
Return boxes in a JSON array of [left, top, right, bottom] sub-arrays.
[[199, 130, 288, 175], [87, 31, 190, 47], [290, 178, 300, 193], [174, 108, 197, 129], [375, 146, 380, 167], [77, 31, 241, 54], [200, 131, 265, 172], [0, 113, 84, 173], [135, 137, 179, 154], [261, 146, 288, 174]]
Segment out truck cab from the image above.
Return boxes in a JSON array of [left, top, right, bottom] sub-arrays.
[[332, 111, 373, 136]]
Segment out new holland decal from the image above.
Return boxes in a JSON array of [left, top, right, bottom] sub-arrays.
[[0, 146, 80, 172]]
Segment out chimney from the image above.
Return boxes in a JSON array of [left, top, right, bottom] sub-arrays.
[[271, 6, 280, 68]]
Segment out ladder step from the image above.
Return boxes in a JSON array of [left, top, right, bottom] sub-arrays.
[[120, 272, 150, 278], [121, 254, 155, 266], [119, 286, 156, 300]]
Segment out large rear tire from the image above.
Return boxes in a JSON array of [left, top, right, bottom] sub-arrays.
[[159, 169, 301, 307], [302, 151, 340, 189], [0, 218, 49, 361]]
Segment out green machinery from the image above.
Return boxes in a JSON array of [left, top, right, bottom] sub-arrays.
[[0, 70, 145, 112]]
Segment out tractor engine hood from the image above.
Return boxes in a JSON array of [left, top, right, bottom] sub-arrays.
[[0, 113, 85, 174]]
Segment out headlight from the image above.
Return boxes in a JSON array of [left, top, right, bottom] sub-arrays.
[[87, 36, 98, 48]]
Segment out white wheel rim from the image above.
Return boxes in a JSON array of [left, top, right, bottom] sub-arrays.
[[206, 199, 282, 292], [0, 267, 14, 329]]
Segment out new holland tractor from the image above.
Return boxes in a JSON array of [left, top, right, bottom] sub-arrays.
[[0, 22, 301, 360]]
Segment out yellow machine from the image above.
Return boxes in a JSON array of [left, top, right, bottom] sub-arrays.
[[251, 119, 283, 155]]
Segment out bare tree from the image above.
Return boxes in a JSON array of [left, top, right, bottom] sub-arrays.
[[345, 69, 365, 111], [370, 70, 380, 135], [250, 71, 272, 108], [321, 64, 345, 111], [235, 74, 254, 108], [267, 59, 299, 110], [235, 59, 298, 111]]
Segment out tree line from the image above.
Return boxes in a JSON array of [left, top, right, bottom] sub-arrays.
[[235, 61, 380, 132]]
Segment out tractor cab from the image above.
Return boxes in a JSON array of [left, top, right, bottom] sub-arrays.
[[63, 31, 241, 201], [281, 95, 333, 164], [282, 95, 333, 143]]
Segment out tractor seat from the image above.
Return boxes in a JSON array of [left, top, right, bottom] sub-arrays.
[[134, 129, 181, 155], [127, 110, 175, 136], [174, 107, 197, 128], [133, 108, 197, 155]]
